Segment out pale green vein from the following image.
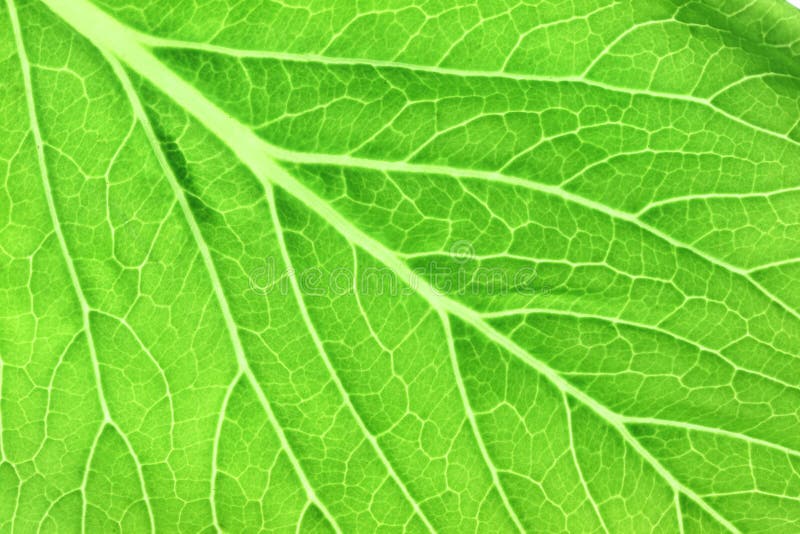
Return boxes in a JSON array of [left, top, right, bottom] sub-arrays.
[[479, 308, 800, 391], [0, 356, 3, 464], [94, 309, 176, 451], [637, 188, 800, 216], [36, 491, 75, 534], [749, 257, 800, 272], [79, 425, 105, 532], [268, 185, 436, 532], [704, 490, 800, 502], [108, 423, 154, 527], [500, 2, 621, 72], [621, 416, 800, 459], [499, 124, 656, 175], [8, 0, 112, 429], [8, 1, 155, 531], [580, 18, 682, 77], [103, 119, 136, 260], [401, 252, 676, 285], [439, 311, 526, 533], [705, 72, 800, 101], [9, 461, 21, 534], [434, 6, 516, 67], [210, 373, 240, 532], [103, 51, 341, 534], [351, 247, 395, 356], [31, 330, 82, 461], [563, 392, 609, 534], [296, 502, 313, 534]]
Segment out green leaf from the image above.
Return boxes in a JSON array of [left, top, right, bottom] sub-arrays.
[[2, 0, 799, 532]]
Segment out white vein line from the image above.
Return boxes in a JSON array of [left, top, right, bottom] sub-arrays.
[[703, 489, 800, 501], [295, 501, 311, 534], [268, 186, 436, 533], [580, 19, 674, 77], [95, 310, 176, 450], [9, 461, 21, 534], [479, 307, 800, 390], [439, 311, 525, 533], [79, 425, 105, 532], [500, 2, 619, 72], [749, 257, 800, 272], [37, 2, 744, 530], [637, 188, 800, 216], [563, 392, 609, 533], [7, 2, 155, 532], [7, 0, 110, 420], [132, 34, 800, 148], [621, 417, 800, 459], [706, 72, 800, 101], [98, 56, 175, 459], [399, 251, 677, 290], [36, 492, 75, 534], [435, 7, 515, 67], [351, 247, 395, 356], [210, 373, 241, 532], [0, 333, 4, 463], [102, 52, 341, 534], [108, 421, 155, 527], [32, 330, 82, 461], [676, 492, 685, 534]]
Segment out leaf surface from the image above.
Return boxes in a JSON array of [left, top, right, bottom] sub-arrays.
[[1, 0, 800, 532]]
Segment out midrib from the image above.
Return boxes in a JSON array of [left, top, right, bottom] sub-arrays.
[[40, 2, 800, 325], [39, 0, 740, 531]]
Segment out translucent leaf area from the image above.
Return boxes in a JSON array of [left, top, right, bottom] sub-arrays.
[[1, 0, 799, 532]]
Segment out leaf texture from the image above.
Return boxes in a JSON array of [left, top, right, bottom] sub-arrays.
[[1, 0, 799, 532]]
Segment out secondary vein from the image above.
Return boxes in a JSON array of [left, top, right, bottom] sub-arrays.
[[103, 51, 342, 534], [268, 185, 437, 532], [7, 1, 155, 531]]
